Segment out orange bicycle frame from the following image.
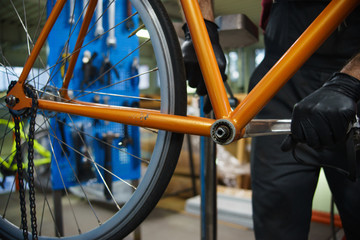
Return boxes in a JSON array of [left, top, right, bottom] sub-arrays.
[[6, 0, 360, 143]]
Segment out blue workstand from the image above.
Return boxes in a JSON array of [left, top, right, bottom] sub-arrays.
[[47, 0, 141, 192], [199, 97, 217, 240]]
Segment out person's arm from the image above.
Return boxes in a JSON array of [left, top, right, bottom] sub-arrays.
[[341, 53, 360, 79], [287, 54, 360, 149]]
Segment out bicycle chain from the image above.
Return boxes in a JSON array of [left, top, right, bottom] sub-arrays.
[[9, 82, 38, 240], [12, 114, 28, 239]]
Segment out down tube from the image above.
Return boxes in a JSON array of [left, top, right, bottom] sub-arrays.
[[230, 0, 360, 132]]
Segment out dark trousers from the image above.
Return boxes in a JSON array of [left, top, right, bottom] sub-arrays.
[[249, 2, 360, 239], [251, 134, 360, 240]]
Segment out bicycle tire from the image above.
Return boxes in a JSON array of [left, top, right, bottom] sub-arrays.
[[0, 0, 186, 239]]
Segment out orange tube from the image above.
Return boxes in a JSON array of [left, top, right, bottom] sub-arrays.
[[231, 0, 360, 134], [18, 0, 67, 85], [61, 0, 98, 99], [180, 0, 231, 119], [38, 99, 214, 136], [7, 0, 67, 110]]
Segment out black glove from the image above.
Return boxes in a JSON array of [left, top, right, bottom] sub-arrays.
[[181, 20, 227, 96], [285, 72, 360, 150]]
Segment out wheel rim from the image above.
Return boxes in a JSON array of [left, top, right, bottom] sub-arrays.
[[0, 0, 184, 238]]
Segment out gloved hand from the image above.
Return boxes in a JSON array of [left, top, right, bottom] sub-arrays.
[[181, 20, 227, 97], [284, 72, 360, 150]]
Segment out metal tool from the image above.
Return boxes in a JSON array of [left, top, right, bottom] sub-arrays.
[[243, 119, 291, 138], [60, 50, 71, 79], [81, 50, 98, 90], [126, 0, 134, 31], [102, 132, 120, 200], [58, 119, 70, 156], [73, 124, 95, 182], [95, 0, 104, 36], [69, 0, 75, 24], [99, 55, 119, 85], [244, 118, 360, 138], [60, 52, 69, 78], [130, 57, 139, 89], [106, 0, 116, 47]]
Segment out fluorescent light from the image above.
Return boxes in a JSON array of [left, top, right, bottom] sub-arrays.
[[136, 29, 150, 39]]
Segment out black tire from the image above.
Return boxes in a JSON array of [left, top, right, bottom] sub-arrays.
[[0, 0, 186, 238]]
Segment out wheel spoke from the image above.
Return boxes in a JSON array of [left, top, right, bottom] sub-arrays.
[[0, 0, 184, 238], [48, 137, 82, 235]]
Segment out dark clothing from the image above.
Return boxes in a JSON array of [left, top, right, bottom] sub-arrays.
[[260, 0, 273, 31], [249, 2, 360, 239]]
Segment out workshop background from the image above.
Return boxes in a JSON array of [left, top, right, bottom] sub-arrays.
[[0, 0, 341, 239]]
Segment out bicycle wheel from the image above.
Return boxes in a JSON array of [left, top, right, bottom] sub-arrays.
[[0, 0, 186, 239]]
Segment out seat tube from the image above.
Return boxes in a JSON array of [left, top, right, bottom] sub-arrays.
[[180, 0, 231, 119]]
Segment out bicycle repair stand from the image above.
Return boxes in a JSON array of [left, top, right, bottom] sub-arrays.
[[200, 98, 217, 240], [199, 13, 259, 239], [201, 133, 217, 239]]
